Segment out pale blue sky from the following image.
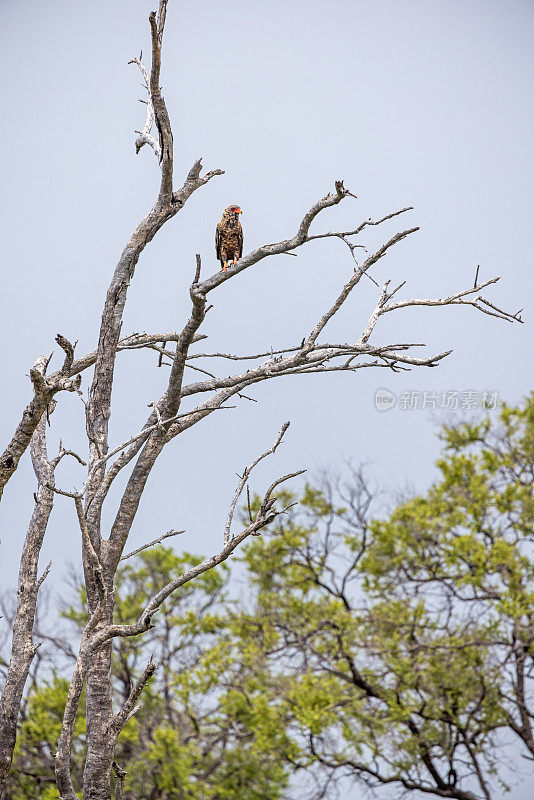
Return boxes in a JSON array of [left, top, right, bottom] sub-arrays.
[[1, 2, 533, 797]]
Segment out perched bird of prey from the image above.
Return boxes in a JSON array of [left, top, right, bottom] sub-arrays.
[[216, 205, 243, 272]]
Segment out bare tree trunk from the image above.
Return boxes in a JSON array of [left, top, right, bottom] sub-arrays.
[[83, 639, 115, 800], [0, 3, 521, 799], [0, 405, 54, 796]]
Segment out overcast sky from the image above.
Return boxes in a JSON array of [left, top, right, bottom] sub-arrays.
[[1, 1, 533, 797]]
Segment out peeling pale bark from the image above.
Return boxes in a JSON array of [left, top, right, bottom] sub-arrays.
[[0, 346, 80, 502], [0, 409, 55, 796], [0, 2, 521, 799], [79, 5, 222, 798]]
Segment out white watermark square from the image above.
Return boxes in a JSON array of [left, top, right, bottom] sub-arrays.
[[375, 388, 397, 411], [375, 389, 500, 412]]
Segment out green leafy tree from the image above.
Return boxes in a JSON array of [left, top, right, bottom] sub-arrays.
[[237, 396, 534, 800], [7, 548, 290, 800], [7, 398, 533, 800], [7, 677, 86, 800]]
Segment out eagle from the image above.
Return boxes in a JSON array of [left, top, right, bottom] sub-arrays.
[[216, 205, 243, 272]]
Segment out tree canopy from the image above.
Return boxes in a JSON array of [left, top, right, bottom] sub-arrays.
[[5, 396, 533, 800]]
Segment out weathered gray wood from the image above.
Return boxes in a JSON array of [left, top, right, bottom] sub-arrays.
[[0, 2, 522, 799], [0, 345, 80, 502], [0, 408, 55, 792]]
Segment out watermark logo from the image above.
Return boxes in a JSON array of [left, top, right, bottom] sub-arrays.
[[375, 388, 397, 412], [374, 389, 500, 412]]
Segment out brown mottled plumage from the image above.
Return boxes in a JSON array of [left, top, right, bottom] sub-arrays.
[[216, 205, 243, 272]]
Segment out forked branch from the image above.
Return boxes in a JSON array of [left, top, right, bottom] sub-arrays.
[[224, 421, 304, 545], [4, 2, 518, 799], [0, 348, 80, 501]]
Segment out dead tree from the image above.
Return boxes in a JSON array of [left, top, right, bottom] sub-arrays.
[[0, 2, 522, 799]]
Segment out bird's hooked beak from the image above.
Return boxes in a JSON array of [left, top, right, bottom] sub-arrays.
[[236, 208, 242, 215]]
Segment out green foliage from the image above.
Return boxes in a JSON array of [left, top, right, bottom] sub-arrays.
[[7, 397, 533, 800], [8, 547, 289, 800], [7, 676, 86, 799], [363, 394, 534, 621], [237, 395, 534, 797]]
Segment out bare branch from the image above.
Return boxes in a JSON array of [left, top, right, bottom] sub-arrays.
[[0, 411, 57, 789], [128, 56, 160, 158], [383, 277, 523, 324], [224, 421, 291, 545], [103, 256, 211, 569], [36, 561, 52, 591], [262, 470, 308, 508], [359, 281, 394, 344], [198, 180, 352, 291], [0, 354, 81, 501], [55, 333, 76, 374], [120, 529, 185, 562], [74, 496, 104, 600], [148, 2, 173, 198], [52, 445, 87, 469], [112, 761, 127, 800], [93, 437, 303, 647], [97, 515, 275, 646], [187, 346, 301, 363], [306, 206, 414, 241], [111, 656, 156, 736], [67, 331, 207, 377], [305, 228, 419, 347], [55, 599, 109, 800]]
